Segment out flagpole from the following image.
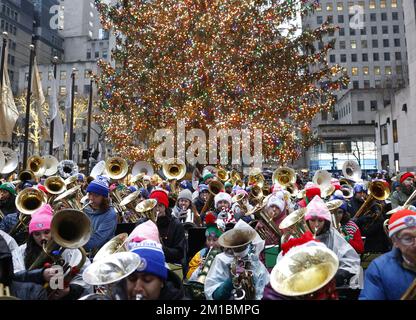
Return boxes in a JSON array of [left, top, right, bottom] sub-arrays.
[[0, 32, 8, 88], [22, 41, 36, 168], [49, 56, 58, 155], [86, 73, 93, 174], [68, 68, 76, 160]]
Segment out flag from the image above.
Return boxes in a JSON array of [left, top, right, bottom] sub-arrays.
[[0, 46, 19, 142], [64, 86, 72, 134], [50, 72, 64, 149], [32, 57, 49, 139]]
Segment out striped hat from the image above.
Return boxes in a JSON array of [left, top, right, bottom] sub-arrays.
[[388, 209, 416, 238]]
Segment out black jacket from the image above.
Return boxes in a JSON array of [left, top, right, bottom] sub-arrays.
[[157, 213, 185, 265], [0, 234, 47, 300], [159, 270, 185, 300], [0, 194, 17, 216], [193, 197, 206, 216], [356, 214, 391, 253]]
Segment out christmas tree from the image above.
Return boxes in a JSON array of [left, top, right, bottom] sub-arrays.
[[95, 0, 348, 165]]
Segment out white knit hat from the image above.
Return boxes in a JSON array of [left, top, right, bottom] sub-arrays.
[[214, 192, 232, 208], [266, 195, 285, 212]]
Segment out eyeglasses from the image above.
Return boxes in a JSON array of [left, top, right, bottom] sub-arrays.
[[396, 235, 416, 246]]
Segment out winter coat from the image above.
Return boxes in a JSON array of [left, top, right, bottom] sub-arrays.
[[83, 205, 117, 252], [0, 194, 17, 215], [0, 233, 47, 300], [186, 247, 208, 280], [359, 248, 416, 300], [159, 269, 185, 300], [391, 189, 415, 209], [193, 197, 206, 216], [13, 243, 92, 299], [157, 214, 185, 264], [0, 213, 27, 245], [340, 220, 364, 254], [356, 214, 391, 253], [316, 227, 361, 287]]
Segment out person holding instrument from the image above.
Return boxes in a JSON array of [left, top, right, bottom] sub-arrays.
[[83, 176, 117, 254], [391, 172, 416, 209], [360, 209, 416, 300], [304, 196, 361, 288], [334, 201, 364, 254], [12, 204, 92, 300]]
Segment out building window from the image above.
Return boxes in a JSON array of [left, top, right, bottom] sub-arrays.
[[357, 101, 365, 112], [392, 0, 398, 8], [392, 12, 399, 20], [364, 80, 370, 88], [361, 40, 367, 48], [371, 26, 377, 34], [383, 39, 389, 47], [380, 124, 388, 145], [326, 3, 333, 11], [396, 65, 402, 74], [353, 81, 359, 89], [339, 41, 346, 49], [394, 39, 401, 47], [370, 13, 377, 21], [370, 100, 378, 111], [393, 25, 400, 33], [327, 16, 333, 23], [351, 40, 357, 49], [87, 49, 91, 59], [351, 54, 357, 62], [316, 4, 322, 11], [84, 84, 91, 94], [380, 0, 386, 8], [382, 26, 388, 34], [369, 1, 376, 9], [102, 50, 108, 59], [372, 39, 378, 48], [339, 28, 345, 36], [337, 3, 343, 11], [60, 70, 67, 80], [373, 52, 379, 61], [59, 86, 67, 95], [385, 66, 392, 75], [363, 66, 369, 75], [381, 13, 387, 21], [317, 16, 323, 24], [321, 111, 328, 121], [384, 52, 390, 61], [395, 52, 402, 60], [374, 66, 381, 75], [340, 54, 346, 62], [350, 28, 355, 36], [338, 15, 344, 23], [375, 80, 382, 88], [362, 53, 368, 61], [95, 51, 99, 58], [330, 55, 336, 63], [393, 120, 398, 143], [360, 27, 366, 35], [351, 67, 359, 76]]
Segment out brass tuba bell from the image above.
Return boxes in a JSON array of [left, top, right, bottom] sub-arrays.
[[42, 155, 59, 177], [18, 170, 36, 182], [216, 166, 230, 182], [353, 180, 390, 219], [93, 233, 129, 262], [105, 156, 129, 180], [272, 167, 296, 187], [342, 160, 362, 182], [162, 159, 186, 181], [45, 176, 66, 195], [279, 208, 308, 239], [27, 155, 46, 178], [135, 199, 158, 222]]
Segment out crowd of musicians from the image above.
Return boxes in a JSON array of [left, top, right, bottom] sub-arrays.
[[0, 155, 415, 300]]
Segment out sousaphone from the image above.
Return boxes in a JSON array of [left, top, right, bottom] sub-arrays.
[[162, 158, 186, 181], [132, 161, 154, 177], [0, 147, 18, 174], [105, 157, 129, 180], [42, 155, 59, 176], [27, 155, 46, 178], [93, 233, 129, 262], [342, 160, 362, 182]]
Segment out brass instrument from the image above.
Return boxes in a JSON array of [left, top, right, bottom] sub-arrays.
[[401, 278, 416, 300], [0, 209, 4, 220], [93, 233, 129, 262], [18, 170, 36, 182], [353, 180, 390, 219], [10, 187, 47, 236], [248, 168, 265, 189], [249, 185, 264, 203], [64, 175, 78, 189], [269, 244, 339, 298], [272, 167, 296, 187], [342, 160, 362, 182], [384, 188, 416, 236], [162, 159, 186, 181], [110, 185, 128, 216], [0, 147, 18, 175], [131, 161, 154, 177], [339, 178, 352, 188], [0, 283, 19, 300], [42, 155, 59, 177], [229, 170, 243, 187], [29, 208, 91, 271], [53, 185, 84, 211], [216, 166, 230, 182], [27, 155, 46, 178], [284, 183, 299, 199], [279, 208, 308, 239], [232, 192, 249, 216], [105, 156, 129, 180], [200, 180, 224, 215], [119, 191, 142, 223], [135, 199, 158, 222], [312, 170, 332, 186], [326, 200, 343, 232], [218, 228, 257, 300], [341, 185, 353, 199], [320, 183, 336, 199], [45, 176, 66, 195], [82, 252, 143, 300], [187, 246, 221, 300]]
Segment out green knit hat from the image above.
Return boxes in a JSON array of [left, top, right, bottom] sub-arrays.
[[203, 172, 214, 182], [0, 182, 16, 196]]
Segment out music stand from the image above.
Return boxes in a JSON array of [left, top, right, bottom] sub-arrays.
[[187, 227, 207, 261]]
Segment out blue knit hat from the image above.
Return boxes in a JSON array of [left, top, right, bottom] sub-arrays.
[[198, 184, 209, 193], [353, 183, 366, 194], [86, 175, 109, 197], [139, 188, 149, 199], [130, 240, 168, 280]]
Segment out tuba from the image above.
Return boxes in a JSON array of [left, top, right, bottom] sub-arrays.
[[53, 185, 85, 211], [29, 209, 91, 271], [162, 159, 186, 196], [0, 283, 19, 300], [135, 199, 158, 222], [18, 170, 36, 183], [326, 200, 344, 232], [272, 167, 296, 187], [0, 147, 18, 175], [248, 168, 265, 189], [279, 208, 308, 240], [42, 155, 59, 177], [342, 160, 362, 182], [45, 176, 66, 195], [269, 244, 339, 300], [10, 187, 47, 236], [105, 157, 129, 180], [353, 180, 390, 219], [200, 180, 224, 215], [93, 233, 129, 262], [218, 228, 257, 300], [312, 170, 332, 186], [216, 166, 230, 182], [27, 155, 46, 178], [119, 191, 142, 223]]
